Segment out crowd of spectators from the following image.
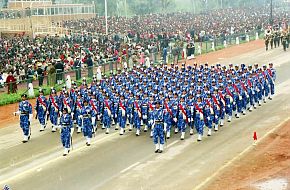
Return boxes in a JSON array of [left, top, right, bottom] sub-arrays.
[[0, 6, 288, 92]]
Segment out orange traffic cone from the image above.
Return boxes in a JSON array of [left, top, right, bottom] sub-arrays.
[[253, 131, 257, 145]]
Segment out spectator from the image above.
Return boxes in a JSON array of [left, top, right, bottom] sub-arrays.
[[6, 71, 17, 94]]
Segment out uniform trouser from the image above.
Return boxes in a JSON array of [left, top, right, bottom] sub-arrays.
[[282, 41, 287, 51], [249, 93, 254, 106], [257, 90, 263, 101], [225, 104, 233, 116], [177, 119, 186, 132], [49, 111, 58, 125], [213, 111, 220, 125], [220, 108, 225, 119], [274, 39, 279, 47], [233, 100, 242, 113], [270, 40, 273, 49], [194, 119, 204, 135], [20, 115, 30, 136], [75, 112, 82, 127], [118, 115, 126, 128], [265, 41, 269, 50], [204, 115, 213, 129], [188, 118, 194, 129], [241, 96, 248, 110], [38, 113, 46, 125], [61, 127, 71, 148], [270, 83, 275, 95], [127, 111, 133, 124], [153, 124, 165, 145], [264, 84, 270, 98], [102, 115, 111, 128], [133, 115, 141, 129], [38, 76, 44, 86], [165, 120, 172, 131], [83, 118, 93, 138], [75, 69, 81, 81]]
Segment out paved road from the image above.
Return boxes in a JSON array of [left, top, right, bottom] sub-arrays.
[[0, 47, 289, 190]]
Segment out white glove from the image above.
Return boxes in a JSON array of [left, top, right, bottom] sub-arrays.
[[210, 108, 214, 114], [70, 128, 74, 136], [29, 114, 33, 122], [173, 118, 177, 122], [138, 112, 141, 118], [59, 111, 62, 116], [230, 96, 233, 103], [200, 113, 204, 120], [182, 114, 186, 120], [151, 123, 155, 129], [92, 117, 96, 126], [122, 110, 125, 117], [59, 127, 62, 134], [143, 115, 147, 119], [239, 95, 242, 100], [149, 120, 153, 125], [13, 111, 20, 116], [42, 105, 47, 111], [55, 108, 59, 112], [191, 118, 194, 122], [68, 107, 71, 113], [108, 110, 111, 117]]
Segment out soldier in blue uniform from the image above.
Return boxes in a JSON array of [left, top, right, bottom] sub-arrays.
[[48, 88, 60, 132], [118, 93, 127, 135], [58, 108, 73, 156], [152, 101, 165, 153], [79, 100, 96, 146], [14, 94, 33, 143], [133, 94, 142, 136], [194, 95, 205, 141], [35, 89, 48, 131], [103, 93, 112, 134], [75, 93, 84, 133], [177, 96, 188, 140]]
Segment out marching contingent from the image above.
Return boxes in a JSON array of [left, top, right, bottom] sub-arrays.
[[13, 61, 276, 156]]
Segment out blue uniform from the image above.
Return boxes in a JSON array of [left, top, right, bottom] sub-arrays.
[[35, 95, 48, 126], [59, 114, 73, 149], [80, 105, 96, 138], [153, 107, 165, 145], [194, 102, 205, 135], [103, 99, 112, 128], [48, 95, 60, 127], [18, 100, 33, 137]]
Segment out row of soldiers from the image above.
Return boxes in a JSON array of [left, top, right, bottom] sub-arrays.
[[14, 62, 276, 155], [264, 27, 289, 51]]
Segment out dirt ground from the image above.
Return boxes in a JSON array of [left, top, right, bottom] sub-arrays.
[[206, 119, 290, 190], [0, 39, 264, 129]]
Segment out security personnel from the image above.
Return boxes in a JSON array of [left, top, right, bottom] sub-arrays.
[[103, 93, 112, 134], [58, 108, 73, 156], [35, 89, 48, 131], [48, 88, 60, 132], [79, 100, 96, 146], [14, 94, 33, 143], [118, 93, 127, 135], [152, 100, 165, 153]]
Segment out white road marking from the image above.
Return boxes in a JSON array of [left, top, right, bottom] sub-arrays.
[[193, 117, 290, 190], [0, 132, 119, 185], [120, 162, 141, 174]]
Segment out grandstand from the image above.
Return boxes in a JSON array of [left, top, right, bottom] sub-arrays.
[[0, 0, 95, 37]]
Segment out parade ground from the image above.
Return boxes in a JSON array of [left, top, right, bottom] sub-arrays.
[[0, 40, 289, 190]]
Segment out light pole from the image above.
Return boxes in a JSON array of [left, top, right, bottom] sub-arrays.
[[270, 0, 273, 26], [105, 0, 108, 35], [125, 0, 127, 18]]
